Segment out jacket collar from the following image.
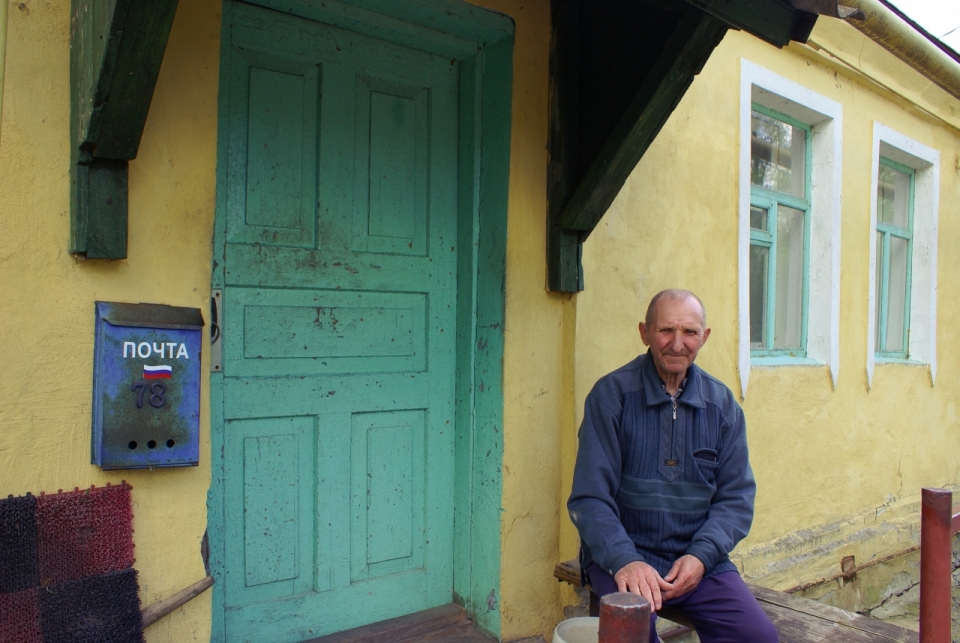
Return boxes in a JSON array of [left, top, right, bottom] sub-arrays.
[[639, 351, 706, 409]]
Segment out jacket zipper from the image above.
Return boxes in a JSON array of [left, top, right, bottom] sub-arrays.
[[672, 397, 677, 420]]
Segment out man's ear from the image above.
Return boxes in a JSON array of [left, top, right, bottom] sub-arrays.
[[639, 322, 651, 347], [701, 327, 711, 345]]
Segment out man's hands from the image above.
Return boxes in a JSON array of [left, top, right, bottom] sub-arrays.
[[662, 555, 704, 601], [613, 556, 705, 610], [613, 561, 673, 611]]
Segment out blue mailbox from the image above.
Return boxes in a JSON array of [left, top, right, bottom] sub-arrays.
[[92, 302, 204, 469]]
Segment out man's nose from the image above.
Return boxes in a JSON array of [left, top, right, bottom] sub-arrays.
[[670, 331, 685, 350]]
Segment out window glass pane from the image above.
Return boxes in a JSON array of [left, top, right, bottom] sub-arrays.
[[751, 111, 806, 199], [750, 206, 767, 231], [875, 232, 884, 352], [878, 163, 911, 229], [749, 244, 768, 347], [774, 206, 804, 349], [883, 235, 909, 353]]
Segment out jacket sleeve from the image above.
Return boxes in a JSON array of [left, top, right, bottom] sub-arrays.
[[567, 391, 643, 576], [684, 402, 756, 571]]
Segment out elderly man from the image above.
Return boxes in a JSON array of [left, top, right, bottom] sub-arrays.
[[568, 289, 778, 643]]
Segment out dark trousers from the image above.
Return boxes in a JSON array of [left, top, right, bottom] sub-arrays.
[[584, 561, 779, 643]]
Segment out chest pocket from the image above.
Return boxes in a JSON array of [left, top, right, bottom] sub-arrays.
[[691, 408, 721, 486], [693, 448, 719, 485]]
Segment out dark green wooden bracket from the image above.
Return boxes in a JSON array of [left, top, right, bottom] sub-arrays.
[[556, 10, 727, 235], [70, 0, 180, 259], [546, 0, 842, 292]]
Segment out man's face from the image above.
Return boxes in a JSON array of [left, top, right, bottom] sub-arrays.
[[639, 296, 711, 381]]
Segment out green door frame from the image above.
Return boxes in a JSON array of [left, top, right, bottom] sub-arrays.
[[207, 1, 513, 640]]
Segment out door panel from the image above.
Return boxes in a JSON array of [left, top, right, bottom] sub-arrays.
[[351, 76, 429, 255], [349, 410, 426, 581], [218, 2, 459, 640], [223, 415, 317, 606], [224, 287, 427, 377], [225, 48, 319, 248]]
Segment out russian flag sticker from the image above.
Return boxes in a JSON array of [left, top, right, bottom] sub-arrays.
[[144, 365, 173, 380]]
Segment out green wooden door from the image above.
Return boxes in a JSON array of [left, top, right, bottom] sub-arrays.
[[216, 3, 459, 640]]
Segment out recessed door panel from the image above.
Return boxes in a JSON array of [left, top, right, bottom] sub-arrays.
[[352, 77, 429, 256], [223, 287, 427, 377], [350, 410, 426, 581], [225, 48, 319, 248], [223, 415, 316, 607]]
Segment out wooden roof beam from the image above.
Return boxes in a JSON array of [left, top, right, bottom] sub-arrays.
[[547, 0, 844, 292], [70, 0, 180, 259], [556, 11, 726, 234]]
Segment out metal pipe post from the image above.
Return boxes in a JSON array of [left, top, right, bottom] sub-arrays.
[[599, 592, 650, 643], [920, 487, 952, 643]]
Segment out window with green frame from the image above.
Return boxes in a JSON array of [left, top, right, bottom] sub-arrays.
[[875, 158, 914, 358], [748, 105, 811, 357]]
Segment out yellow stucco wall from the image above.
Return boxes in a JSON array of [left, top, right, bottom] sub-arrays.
[[0, 0, 565, 640], [565, 16, 960, 608], [0, 1, 220, 640]]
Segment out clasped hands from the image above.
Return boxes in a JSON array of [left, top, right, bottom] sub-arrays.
[[613, 554, 704, 611]]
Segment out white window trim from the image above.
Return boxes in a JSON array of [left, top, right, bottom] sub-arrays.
[[867, 123, 939, 388], [738, 59, 842, 398]]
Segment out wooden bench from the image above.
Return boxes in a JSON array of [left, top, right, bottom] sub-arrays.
[[554, 559, 919, 642]]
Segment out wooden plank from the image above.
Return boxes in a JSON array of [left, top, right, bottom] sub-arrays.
[[69, 0, 179, 259], [77, 0, 180, 160], [72, 158, 128, 259], [546, 0, 585, 292], [555, 560, 918, 643], [299, 603, 469, 643], [555, 559, 582, 586], [679, 0, 812, 47], [557, 11, 727, 233], [750, 584, 917, 642]]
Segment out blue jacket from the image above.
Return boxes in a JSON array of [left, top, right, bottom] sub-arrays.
[[568, 352, 755, 580]]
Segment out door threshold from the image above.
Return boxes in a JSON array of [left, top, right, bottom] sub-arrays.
[[299, 603, 495, 643]]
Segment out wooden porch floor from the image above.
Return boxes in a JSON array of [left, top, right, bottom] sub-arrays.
[[299, 604, 496, 643]]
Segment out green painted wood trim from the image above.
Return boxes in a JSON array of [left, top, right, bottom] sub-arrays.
[[72, 0, 180, 161], [454, 54, 482, 617], [555, 11, 727, 233], [69, 0, 180, 259], [679, 0, 815, 47], [749, 104, 812, 358], [72, 158, 130, 259], [875, 157, 915, 359], [241, 0, 513, 59], [547, 228, 583, 292], [207, 2, 234, 638], [546, 0, 583, 293], [465, 34, 512, 639]]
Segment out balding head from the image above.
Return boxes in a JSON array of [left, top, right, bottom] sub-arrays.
[[645, 289, 706, 329]]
